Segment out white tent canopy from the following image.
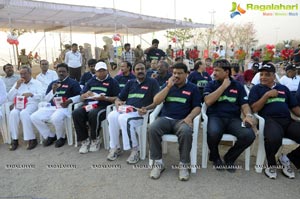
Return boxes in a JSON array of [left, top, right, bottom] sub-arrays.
[[0, 0, 213, 35]]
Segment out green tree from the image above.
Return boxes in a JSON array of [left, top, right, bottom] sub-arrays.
[[165, 18, 194, 49]]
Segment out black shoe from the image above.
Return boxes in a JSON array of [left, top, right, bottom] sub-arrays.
[[225, 162, 237, 173], [9, 139, 19, 151], [55, 138, 66, 148], [27, 139, 38, 150], [212, 158, 225, 171], [43, 136, 57, 147]]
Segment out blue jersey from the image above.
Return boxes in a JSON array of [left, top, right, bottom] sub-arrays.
[[160, 81, 201, 120], [188, 71, 212, 101], [249, 83, 298, 119], [203, 79, 248, 118], [119, 77, 159, 108], [114, 73, 136, 91], [82, 76, 120, 107], [155, 73, 172, 87], [46, 77, 81, 106], [80, 72, 94, 87]]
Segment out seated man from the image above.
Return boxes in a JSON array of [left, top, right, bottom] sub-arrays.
[[203, 59, 255, 172], [249, 62, 300, 179], [79, 58, 97, 89], [1, 63, 20, 92], [279, 63, 300, 96], [149, 63, 201, 181], [36, 59, 58, 95], [31, 63, 81, 148], [72, 62, 120, 154], [107, 62, 159, 164], [8, 66, 43, 150], [114, 61, 136, 92], [151, 60, 172, 87]]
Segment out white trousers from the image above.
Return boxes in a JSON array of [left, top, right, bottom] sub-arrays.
[[9, 103, 38, 141], [31, 107, 70, 139], [107, 110, 143, 150]]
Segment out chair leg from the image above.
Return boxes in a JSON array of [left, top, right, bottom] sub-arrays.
[[65, 118, 73, 145], [162, 141, 168, 154], [255, 137, 266, 173], [245, 146, 251, 171]]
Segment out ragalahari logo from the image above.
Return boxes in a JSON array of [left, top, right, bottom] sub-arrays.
[[230, 2, 246, 18]]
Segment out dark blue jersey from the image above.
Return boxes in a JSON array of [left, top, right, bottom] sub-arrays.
[[82, 76, 120, 107], [249, 83, 298, 118], [46, 77, 81, 106], [188, 71, 212, 101], [119, 77, 159, 108], [80, 72, 94, 87], [203, 79, 248, 118], [114, 73, 136, 91], [160, 81, 201, 120]]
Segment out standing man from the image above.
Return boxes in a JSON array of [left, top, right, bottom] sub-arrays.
[[114, 61, 136, 92], [64, 43, 82, 81], [72, 62, 120, 154], [149, 63, 201, 181], [134, 44, 144, 64], [18, 49, 31, 70], [107, 62, 159, 164], [144, 39, 166, 62], [1, 63, 20, 92], [189, 46, 200, 61], [8, 66, 43, 151], [203, 59, 255, 172], [121, 43, 135, 66], [31, 63, 81, 148], [36, 59, 58, 95]]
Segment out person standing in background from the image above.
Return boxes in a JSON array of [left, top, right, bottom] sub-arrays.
[[64, 43, 82, 82]]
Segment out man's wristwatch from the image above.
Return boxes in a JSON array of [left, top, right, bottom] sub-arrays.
[[246, 113, 254, 118]]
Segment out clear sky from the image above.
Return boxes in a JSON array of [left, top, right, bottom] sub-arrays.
[[1, 0, 300, 66]]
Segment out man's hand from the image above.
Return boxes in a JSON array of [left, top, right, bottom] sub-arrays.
[[265, 89, 278, 98], [182, 117, 193, 128], [166, 76, 176, 89], [115, 100, 125, 110], [221, 77, 231, 89], [81, 91, 94, 99], [137, 107, 147, 116], [22, 92, 33, 98], [52, 82, 61, 94], [15, 78, 25, 89], [60, 99, 72, 108]]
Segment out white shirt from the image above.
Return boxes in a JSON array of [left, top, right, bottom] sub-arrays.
[[1, 74, 20, 92], [218, 49, 226, 58], [8, 78, 44, 105], [0, 79, 7, 105], [64, 51, 82, 68], [279, 75, 300, 92], [36, 69, 58, 94]]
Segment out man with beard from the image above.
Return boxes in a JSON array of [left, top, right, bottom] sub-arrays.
[[31, 63, 81, 148], [107, 62, 159, 164], [149, 63, 201, 181], [2, 63, 20, 92], [114, 61, 136, 92]]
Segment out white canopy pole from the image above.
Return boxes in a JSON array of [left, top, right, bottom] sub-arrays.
[[44, 31, 48, 60]]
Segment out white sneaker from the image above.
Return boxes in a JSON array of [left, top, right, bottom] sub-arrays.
[[107, 148, 122, 161], [150, 162, 165, 180], [89, 139, 101, 152], [279, 154, 295, 179], [79, 139, 90, 154], [264, 167, 277, 179], [126, 150, 140, 164], [178, 162, 190, 181]]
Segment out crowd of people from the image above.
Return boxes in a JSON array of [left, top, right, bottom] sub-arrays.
[[1, 39, 300, 181]]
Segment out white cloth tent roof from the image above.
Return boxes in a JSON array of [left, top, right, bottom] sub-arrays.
[[0, 0, 213, 35]]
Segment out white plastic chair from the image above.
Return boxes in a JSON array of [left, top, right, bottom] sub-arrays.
[[148, 103, 201, 173], [74, 103, 111, 149], [254, 113, 299, 173], [103, 104, 151, 160], [1, 102, 10, 143], [201, 103, 251, 171], [37, 102, 74, 145]]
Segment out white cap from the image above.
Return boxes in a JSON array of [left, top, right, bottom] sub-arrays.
[[95, 62, 107, 71], [285, 44, 290, 48]]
